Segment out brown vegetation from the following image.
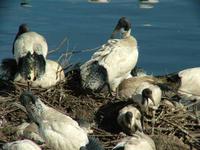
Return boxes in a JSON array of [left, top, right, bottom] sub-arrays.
[[0, 68, 199, 150]]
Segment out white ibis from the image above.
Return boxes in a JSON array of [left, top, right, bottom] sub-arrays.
[[118, 76, 162, 134], [117, 105, 143, 135], [156, 67, 200, 123], [20, 91, 104, 150], [13, 24, 48, 81], [88, 0, 111, 3], [80, 17, 138, 93]]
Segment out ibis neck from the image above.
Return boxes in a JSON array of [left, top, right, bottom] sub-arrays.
[[122, 29, 131, 38]]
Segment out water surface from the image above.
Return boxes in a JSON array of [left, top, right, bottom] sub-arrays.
[[0, 0, 200, 75]]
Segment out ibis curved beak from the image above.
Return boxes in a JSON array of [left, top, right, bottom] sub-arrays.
[[149, 95, 155, 106], [135, 119, 143, 132]]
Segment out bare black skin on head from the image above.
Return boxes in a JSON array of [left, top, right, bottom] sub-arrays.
[[125, 111, 133, 125], [115, 17, 131, 31], [18, 24, 29, 34], [12, 24, 29, 54], [19, 91, 40, 127], [120, 110, 142, 135], [20, 91, 36, 107], [111, 17, 131, 39], [142, 88, 153, 105]]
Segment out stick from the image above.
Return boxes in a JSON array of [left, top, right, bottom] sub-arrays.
[[48, 37, 68, 55]]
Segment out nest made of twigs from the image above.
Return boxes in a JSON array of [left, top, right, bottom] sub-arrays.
[[0, 69, 199, 150]]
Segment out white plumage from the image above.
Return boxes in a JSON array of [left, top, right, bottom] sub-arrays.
[[139, 0, 159, 4], [19, 91, 104, 150], [113, 131, 156, 150], [118, 76, 162, 111], [88, 0, 111, 3], [156, 67, 200, 100], [15, 59, 65, 88], [117, 105, 143, 135], [118, 76, 162, 134], [177, 67, 200, 100], [139, 0, 159, 9], [133, 82, 161, 112], [13, 24, 48, 81], [157, 67, 200, 123], [80, 17, 138, 92], [14, 32, 48, 63], [1, 139, 41, 150]]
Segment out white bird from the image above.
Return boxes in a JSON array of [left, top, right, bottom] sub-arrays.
[[156, 67, 200, 123], [117, 105, 143, 135], [0, 139, 41, 150], [139, 0, 159, 4], [15, 59, 65, 88], [20, 91, 104, 150], [13, 24, 48, 81], [80, 17, 138, 93], [118, 76, 162, 134], [151, 67, 200, 101], [139, 0, 159, 9], [112, 131, 156, 150], [88, 0, 111, 3]]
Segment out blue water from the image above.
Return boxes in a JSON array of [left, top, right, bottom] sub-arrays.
[[0, 0, 200, 75]]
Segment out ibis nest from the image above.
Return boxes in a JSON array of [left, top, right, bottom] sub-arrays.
[[0, 69, 199, 150]]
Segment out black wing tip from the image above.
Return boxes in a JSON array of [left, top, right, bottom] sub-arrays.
[[33, 53, 46, 78], [86, 136, 104, 150]]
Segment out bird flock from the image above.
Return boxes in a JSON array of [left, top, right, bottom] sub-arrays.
[[0, 16, 199, 150]]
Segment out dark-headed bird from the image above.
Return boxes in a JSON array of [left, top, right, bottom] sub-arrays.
[[13, 24, 48, 81], [20, 91, 104, 150], [118, 76, 162, 134], [117, 105, 143, 135], [80, 17, 138, 93]]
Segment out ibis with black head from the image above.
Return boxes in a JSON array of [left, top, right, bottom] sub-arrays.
[[13, 24, 48, 82], [117, 105, 143, 135], [118, 76, 162, 134], [80, 17, 138, 93], [20, 91, 104, 150]]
